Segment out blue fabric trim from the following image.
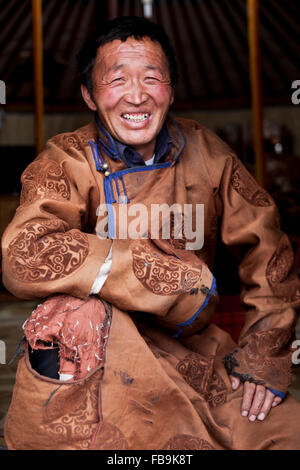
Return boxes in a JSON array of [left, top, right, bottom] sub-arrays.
[[119, 175, 130, 204], [112, 161, 173, 179], [103, 164, 173, 235], [98, 135, 118, 160], [95, 141, 105, 165], [108, 178, 116, 204], [268, 388, 286, 400], [101, 158, 176, 237], [95, 114, 120, 161], [104, 177, 116, 238], [89, 140, 102, 171], [111, 175, 122, 203], [173, 276, 217, 338], [115, 124, 172, 168], [94, 112, 187, 167], [102, 132, 120, 160], [103, 163, 172, 209], [95, 113, 173, 167]]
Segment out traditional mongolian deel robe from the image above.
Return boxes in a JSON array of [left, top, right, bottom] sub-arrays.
[[2, 117, 300, 450]]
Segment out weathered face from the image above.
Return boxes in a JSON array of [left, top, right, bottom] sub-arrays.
[[81, 37, 174, 160]]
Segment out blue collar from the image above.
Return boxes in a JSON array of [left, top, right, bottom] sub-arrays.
[[95, 114, 173, 168]]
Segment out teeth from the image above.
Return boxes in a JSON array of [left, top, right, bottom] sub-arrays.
[[123, 113, 149, 122]]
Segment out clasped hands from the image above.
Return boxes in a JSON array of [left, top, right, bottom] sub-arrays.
[[230, 375, 282, 422]]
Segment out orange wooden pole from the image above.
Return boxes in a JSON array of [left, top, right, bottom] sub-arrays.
[[247, 0, 265, 187], [32, 0, 44, 154]]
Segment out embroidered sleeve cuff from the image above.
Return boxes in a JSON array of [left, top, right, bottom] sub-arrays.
[[268, 388, 286, 400], [223, 346, 292, 393]]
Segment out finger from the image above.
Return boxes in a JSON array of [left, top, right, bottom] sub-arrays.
[[241, 381, 256, 417], [248, 385, 266, 422], [272, 396, 282, 407], [257, 389, 276, 421], [230, 375, 240, 391]]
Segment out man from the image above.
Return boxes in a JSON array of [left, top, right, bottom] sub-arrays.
[[2, 16, 300, 450]]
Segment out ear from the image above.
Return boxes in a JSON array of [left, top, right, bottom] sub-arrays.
[[81, 84, 97, 111]]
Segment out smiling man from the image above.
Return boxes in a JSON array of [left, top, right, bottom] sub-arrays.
[[81, 36, 174, 161], [2, 16, 300, 450]]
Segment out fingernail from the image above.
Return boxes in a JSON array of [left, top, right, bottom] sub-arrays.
[[242, 410, 248, 417], [249, 415, 256, 422], [258, 413, 265, 421]]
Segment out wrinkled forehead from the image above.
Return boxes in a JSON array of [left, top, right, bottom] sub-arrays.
[[93, 36, 170, 73]]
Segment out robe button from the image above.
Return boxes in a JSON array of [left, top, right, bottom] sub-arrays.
[[104, 170, 110, 177], [102, 163, 109, 170]]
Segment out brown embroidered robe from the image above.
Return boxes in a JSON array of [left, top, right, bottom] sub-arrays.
[[2, 117, 300, 450]]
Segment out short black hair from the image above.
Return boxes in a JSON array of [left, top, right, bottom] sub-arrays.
[[77, 16, 178, 98]]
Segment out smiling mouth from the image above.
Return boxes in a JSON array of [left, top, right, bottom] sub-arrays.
[[122, 113, 150, 122]]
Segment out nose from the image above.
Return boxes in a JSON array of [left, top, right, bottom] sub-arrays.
[[124, 79, 148, 105]]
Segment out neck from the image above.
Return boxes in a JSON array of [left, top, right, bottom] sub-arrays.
[[132, 141, 156, 162]]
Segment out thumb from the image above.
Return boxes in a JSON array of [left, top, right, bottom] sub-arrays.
[[230, 375, 240, 390]]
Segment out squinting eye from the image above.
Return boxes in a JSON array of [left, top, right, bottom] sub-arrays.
[[111, 77, 125, 83], [145, 77, 159, 81]]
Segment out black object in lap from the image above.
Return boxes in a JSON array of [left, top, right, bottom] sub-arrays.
[[29, 342, 60, 379]]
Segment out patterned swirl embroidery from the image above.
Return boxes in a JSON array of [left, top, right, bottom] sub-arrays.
[[7, 219, 89, 282], [231, 156, 274, 206], [132, 240, 201, 295], [77, 125, 98, 147], [254, 328, 292, 356], [92, 423, 129, 450], [162, 435, 215, 450], [51, 124, 97, 153], [244, 353, 291, 391], [176, 353, 227, 407], [202, 371, 227, 407], [266, 235, 300, 302], [19, 159, 71, 207], [228, 328, 293, 391], [42, 371, 100, 450]]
